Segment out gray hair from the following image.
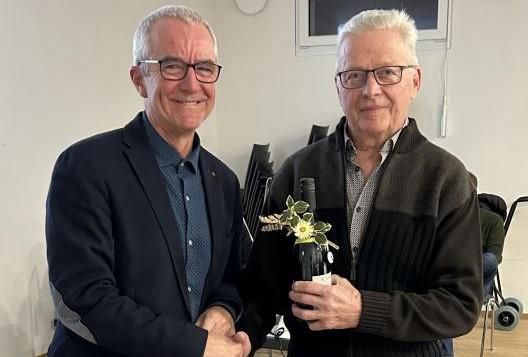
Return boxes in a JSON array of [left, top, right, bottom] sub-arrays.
[[336, 9, 418, 71], [132, 5, 217, 64]]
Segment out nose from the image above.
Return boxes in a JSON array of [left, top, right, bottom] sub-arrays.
[[179, 67, 201, 92], [361, 72, 381, 98]]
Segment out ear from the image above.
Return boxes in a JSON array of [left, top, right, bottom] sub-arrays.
[[130, 65, 148, 98], [411, 66, 422, 99], [335, 78, 343, 107]]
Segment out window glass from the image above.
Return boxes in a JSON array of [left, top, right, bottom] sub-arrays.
[[309, 0, 439, 36]]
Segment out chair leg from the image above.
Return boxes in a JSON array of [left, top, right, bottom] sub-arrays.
[[490, 299, 495, 350], [480, 300, 490, 357]]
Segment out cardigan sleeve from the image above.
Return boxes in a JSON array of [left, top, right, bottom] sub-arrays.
[[356, 192, 483, 341]]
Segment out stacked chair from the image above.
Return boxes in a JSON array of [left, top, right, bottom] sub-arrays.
[[242, 123, 330, 253], [258, 124, 330, 356], [241, 144, 274, 266]]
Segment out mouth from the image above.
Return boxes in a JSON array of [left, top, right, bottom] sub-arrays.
[[360, 105, 385, 112], [175, 100, 204, 106]]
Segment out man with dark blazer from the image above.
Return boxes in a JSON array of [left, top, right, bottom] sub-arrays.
[[46, 5, 250, 357]]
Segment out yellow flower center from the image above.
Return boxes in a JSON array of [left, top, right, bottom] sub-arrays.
[[293, 220, 314, 240]]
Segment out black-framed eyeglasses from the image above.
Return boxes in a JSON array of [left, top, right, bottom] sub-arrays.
[[137, 58, 222, 83], [336, 65, 416, 89]]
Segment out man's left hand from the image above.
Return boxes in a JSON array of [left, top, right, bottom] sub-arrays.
[[289, 274, 362, 331], [195, 306, 235, 337]]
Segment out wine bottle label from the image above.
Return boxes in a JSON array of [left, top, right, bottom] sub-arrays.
[[327, 251, 334, 264], [312, 272, 331, 285]]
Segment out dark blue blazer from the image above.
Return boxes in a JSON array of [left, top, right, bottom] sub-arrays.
[[46, 113, 243, 357]]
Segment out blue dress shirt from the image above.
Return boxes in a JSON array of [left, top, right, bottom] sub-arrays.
[[143, 114, 211, 321]]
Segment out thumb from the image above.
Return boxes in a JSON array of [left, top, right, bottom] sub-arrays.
[[195, 313, 205, 327], [233, 331, 251, 356], [331, 274, 340, 285]]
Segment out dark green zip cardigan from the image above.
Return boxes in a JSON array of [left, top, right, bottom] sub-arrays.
[[238, 117, 482, 357]]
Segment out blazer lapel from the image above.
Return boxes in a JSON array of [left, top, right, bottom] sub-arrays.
[[122, 114, 192, 316]]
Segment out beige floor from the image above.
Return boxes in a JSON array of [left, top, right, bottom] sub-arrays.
[[255, 315, 528, 357], [455, 314, 527, 357], [37, 315, 527, 357]]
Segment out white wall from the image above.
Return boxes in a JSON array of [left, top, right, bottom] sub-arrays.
[[0, 1, 215, 355], [213, 0, 528, 309], [1, 0, 527, 355]]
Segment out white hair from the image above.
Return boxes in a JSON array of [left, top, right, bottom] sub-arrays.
[[132, 5, 217, 64], [336, 9, 418, 71]]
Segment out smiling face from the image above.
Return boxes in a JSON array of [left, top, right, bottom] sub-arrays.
[[130, 18, 216, 138], [336, 30, 421, 146]]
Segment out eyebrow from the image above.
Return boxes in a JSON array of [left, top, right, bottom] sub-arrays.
[[159, 56, 217, 65], [341, 65, 402, 71]]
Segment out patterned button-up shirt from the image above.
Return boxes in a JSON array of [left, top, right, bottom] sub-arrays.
[[143, 114, 211, 320], [344, 119, 407, 279]]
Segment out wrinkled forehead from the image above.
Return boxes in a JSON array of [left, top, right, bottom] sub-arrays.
[[148, 19, 216, 60], [336, 31, 412, 71]]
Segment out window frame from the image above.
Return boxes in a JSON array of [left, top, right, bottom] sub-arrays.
[[295, 0, 451, 55]]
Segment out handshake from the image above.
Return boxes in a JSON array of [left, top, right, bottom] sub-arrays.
[[196, 306, 251, 357]]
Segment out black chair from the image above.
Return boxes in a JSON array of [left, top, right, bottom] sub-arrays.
[[242, 144, 270, 214], [479, 195, 527, 356], [241, 144, 273, 251], [307, 124, 329, 145], [247, 164, 274, 239]]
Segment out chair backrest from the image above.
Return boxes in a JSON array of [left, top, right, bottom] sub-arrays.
[[242, 144, 271, 212], [478, 193, 507, 222], [241, 144, 274, 253], [504, 196, 528, 234], [307, 124, 329, 146]]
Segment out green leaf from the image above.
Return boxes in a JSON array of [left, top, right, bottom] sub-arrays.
[[279, 209, 292, 223], [290, 215, 300, 228], [293, 200, 309, 214], [321, 222, 332, 233], [313, 221, 325, 231], [302, 212, 313, 223], [286, 195, 294, 209], [314, 232, 327, 245]]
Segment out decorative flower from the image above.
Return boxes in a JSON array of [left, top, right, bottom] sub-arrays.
[[259, 195, 339, 250], [292, 219, 314, 240]]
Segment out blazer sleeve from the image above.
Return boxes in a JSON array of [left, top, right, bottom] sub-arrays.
[[46, 147, 208, 357]]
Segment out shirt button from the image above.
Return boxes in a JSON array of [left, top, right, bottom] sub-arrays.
[[188, 240, 193, 246], [355, 166, 360, 172], [185, 195, 190, 201], [180, 162, 185, 167], [187, 286, 192, 292], [356, 206, 362, 213]]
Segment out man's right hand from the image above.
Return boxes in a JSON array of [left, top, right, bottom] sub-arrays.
[[203, 331, 251, 357]]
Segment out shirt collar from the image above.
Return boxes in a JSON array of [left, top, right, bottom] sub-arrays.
[[343, 117, 408, 163], [143, 112, 201, 173]]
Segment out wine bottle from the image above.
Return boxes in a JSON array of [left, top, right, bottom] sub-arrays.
[[295, 240, 332, 285], [294, 178, 333, 310]]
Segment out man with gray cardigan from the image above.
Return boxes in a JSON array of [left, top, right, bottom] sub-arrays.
[[238, 9, 482, 357]]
